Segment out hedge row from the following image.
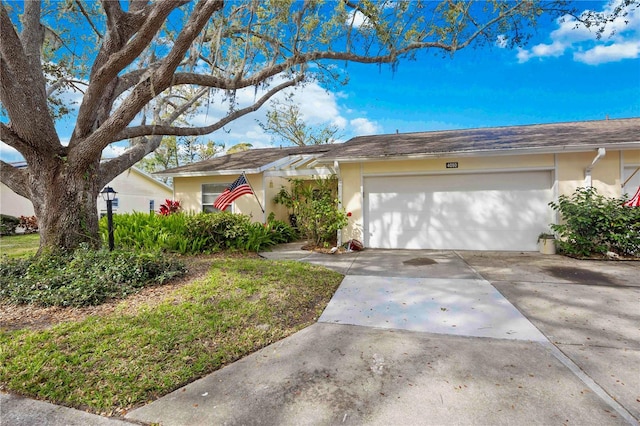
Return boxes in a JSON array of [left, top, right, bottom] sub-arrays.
[[99, 211, 298, 254]]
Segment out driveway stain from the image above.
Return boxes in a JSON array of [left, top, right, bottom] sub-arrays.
[[403, 257, 437, 266], [544, 266, 630, 287]]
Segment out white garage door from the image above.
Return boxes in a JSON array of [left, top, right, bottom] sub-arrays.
[[364, 171, 554, 251]]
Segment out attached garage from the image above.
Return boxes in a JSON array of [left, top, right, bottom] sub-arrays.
[[364, 170, 554, 251]]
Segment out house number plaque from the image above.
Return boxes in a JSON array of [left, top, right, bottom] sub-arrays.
[[446, 162, 459, 168]]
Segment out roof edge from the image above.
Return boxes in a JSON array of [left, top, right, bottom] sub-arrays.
[[317, 142, 640, 164]]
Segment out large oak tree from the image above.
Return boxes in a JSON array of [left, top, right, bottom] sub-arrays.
[[1, 0, 631, 253]]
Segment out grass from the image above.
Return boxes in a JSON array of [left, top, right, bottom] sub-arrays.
[[0, 257, 343, 416], [0, 233, 39, 258]]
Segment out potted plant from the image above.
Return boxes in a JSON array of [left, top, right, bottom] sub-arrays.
[[537, 232, 556, 255]]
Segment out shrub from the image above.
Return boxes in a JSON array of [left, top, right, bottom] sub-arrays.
[[0, 214, 20, 236], [158, 199, 182, 216], [273, 176, 347, 246], [101, 211, 298, 254], [0, 245, 185, 307], [549, 187, 640, 258], [100, 212, 192, 253], [266, 218, 298, 243], [18, 215, 38, 233], [185, 211, 251, 251]]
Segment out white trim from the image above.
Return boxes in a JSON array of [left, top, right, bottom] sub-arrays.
[[264, 167, 335, 177], [262, 173, 267, 223], [553, 154, 559, 225], [130, 167, 173, 192], [157, 168, 262, 178], [260, 155, 303, 172], [335, 161, 342, 246]]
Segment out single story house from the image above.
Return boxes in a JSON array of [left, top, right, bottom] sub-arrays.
[[158, 118, 640, 252], [1, 164, 173, 218]]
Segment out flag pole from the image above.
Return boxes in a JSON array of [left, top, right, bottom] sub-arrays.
[[243, 172, 265, 214]]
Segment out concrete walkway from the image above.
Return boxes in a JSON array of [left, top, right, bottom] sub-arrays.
[[124, 244, 639, 425], [3, 244, 638, 425]]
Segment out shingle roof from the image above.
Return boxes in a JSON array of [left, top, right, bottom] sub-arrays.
[[158, 118, 640, 176], [319, 118, 640, 162], [157, 144, 333, 176]]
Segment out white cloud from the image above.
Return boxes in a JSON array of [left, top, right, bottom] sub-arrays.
[[496, 35, 508, 48], [517, 0, 640, 65], [347, 10, 370, 29], [102, 143, 128, 159], [575, 41, 640, 64], [0, 142, 24, 162], [182, 77, 374, 151], [350, 118, 381, 136]]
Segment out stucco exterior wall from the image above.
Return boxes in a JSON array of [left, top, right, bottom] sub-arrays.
[[361, 154, 554, 175], [97, 169, 173, 215], [0, 183, 35, 217], [174, 174, 267, 222], [169, 149, 638, 244], [1, 168, 172, 219], [265, 175, 293, 222], [556, 151, 621, 198]]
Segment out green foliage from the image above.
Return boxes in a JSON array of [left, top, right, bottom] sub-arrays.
[[0, 258, 342, 414], [549, 187, 640, 258], [239, 219, 298, 252], [185, 211, 251, 251], [0, 246, 185, 307], [100, 212, 193, 253], [103, 211, 297, 254], [0, 214, 20, 236], [274, 176, 348, 246], [266, 218, 299, 243]]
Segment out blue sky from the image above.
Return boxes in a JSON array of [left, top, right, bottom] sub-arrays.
[[1, 0, 639, 163]]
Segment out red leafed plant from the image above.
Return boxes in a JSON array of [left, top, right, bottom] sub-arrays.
[[19, 215, 39, 233], [158, 199, 182, 216]]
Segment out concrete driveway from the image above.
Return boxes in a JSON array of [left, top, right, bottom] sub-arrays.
[[461, 251, 640, 423], [124, 246, 639, 426]]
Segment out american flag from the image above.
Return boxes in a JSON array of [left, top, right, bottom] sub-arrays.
[[623, 187, 640, 207], [213, 174, 253, 210]]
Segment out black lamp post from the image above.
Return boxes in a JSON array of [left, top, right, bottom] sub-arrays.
[[100, 187, 117, 251]]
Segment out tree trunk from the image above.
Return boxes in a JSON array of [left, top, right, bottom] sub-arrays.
[[29, 157, 103, 253]]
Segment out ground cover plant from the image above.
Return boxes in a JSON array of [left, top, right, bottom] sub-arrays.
[[549, 187, 640, 258], [0, 257, 342, 416], [0, 245, 186, 307]]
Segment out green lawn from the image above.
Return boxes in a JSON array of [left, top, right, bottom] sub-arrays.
[[0, 257, 343, 416], [0, 233, 39, 258]]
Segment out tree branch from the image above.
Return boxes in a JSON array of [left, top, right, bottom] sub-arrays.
[[72, 0, 186, 142], [0, 5, 59, 155], [0, 160, 29, 198], [74, 0, 102, 39], [98, 134, 164, 188], [74, 0, 224, 164], [115, 74, 304, 140]]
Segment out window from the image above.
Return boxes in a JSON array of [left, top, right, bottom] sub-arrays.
[[112, 198, 119, 209], [202, 183, 232, 213]]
